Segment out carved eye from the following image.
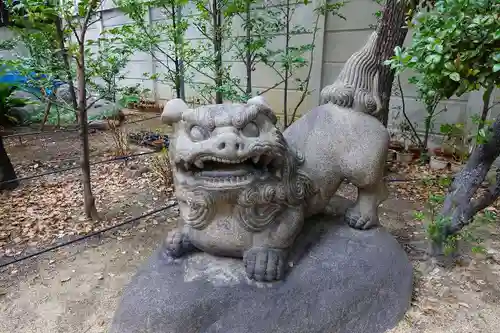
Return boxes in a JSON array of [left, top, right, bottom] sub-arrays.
[[241, 122, 259, 137], [189, 125, 208, 141]]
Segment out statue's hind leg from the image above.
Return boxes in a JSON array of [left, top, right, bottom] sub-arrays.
[[345, 180, 388, 230]]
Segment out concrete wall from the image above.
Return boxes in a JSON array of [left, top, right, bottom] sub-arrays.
[[1, 0, 498, 134]]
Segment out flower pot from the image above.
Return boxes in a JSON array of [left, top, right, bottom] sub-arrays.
[[408, 147, 422, 160], [430, 156, 448, 170], [396, 151, 413, 164]]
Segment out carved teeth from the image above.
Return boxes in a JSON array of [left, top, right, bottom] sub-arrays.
[[194, 159, 204, 168], [184, 161, 190, 170], [252, 155, 260, 164]]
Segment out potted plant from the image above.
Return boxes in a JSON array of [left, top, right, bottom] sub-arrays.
[[429, 154, 448, 170], [439, 122, 471, 172], [396, 138, 414, 164]]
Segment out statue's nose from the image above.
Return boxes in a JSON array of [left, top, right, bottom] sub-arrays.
[[215, 133, 244, 155]]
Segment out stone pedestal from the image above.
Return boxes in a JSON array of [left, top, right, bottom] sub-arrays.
[[110, 213, 413, 333]]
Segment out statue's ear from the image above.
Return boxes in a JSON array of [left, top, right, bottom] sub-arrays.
[[161, 98, 189, 124], [247, 95, 270, 108]]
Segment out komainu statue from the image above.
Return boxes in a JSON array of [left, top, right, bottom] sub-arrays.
[[111, 31, 411, 333], [162, 74, 389, 282]]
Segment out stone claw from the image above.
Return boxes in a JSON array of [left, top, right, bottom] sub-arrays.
[[164, 229, 196, 258], [243, 247, 287, 282], [345, 208, 378, 230]]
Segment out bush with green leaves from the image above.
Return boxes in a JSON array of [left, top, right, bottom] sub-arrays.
[[0, 83, 33, 126], [384, 0, 499, 154], [386, 0, 499, 100]]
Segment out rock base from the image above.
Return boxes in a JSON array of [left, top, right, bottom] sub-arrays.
[[110, 213, 413, 333]]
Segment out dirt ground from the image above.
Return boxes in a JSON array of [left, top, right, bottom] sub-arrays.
[[0, 116, 499, 333]]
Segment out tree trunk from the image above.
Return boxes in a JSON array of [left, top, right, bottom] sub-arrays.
[[176, 5, 186, 100], [283, 0, 291, 128], [40, 99, 53, 131], [54, 17, 79, 122], [440, 117, 500, 237], [245, 0, 252, 97], [213, 0, 223, 104], [0, 136, 19, 191], [375, 0, 411, 127], [77, 44, 99, 220], [171, 2, 185, 99]]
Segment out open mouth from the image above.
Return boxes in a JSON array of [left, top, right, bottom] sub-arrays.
[[176, 153, 280, 185]]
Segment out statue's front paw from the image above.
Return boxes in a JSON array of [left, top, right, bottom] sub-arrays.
[[164, 229, 195, 258], [345, 208, 378, 230], [243, 247, 287, 282]]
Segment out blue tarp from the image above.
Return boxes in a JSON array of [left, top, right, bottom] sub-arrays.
[[0, 65, 65, 96]]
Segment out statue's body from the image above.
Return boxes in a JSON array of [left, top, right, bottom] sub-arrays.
[[110, 31, 413, 333], [161, 31, 388, 282], [162, 96, 388, 282]]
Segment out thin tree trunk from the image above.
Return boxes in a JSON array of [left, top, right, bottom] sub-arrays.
[[283, 0, 290, 128], [213, 0, 223, 104], [56, 105, 60, 127], [54, 17, 79, 123], [0, 135, 18, 191], [375, 0, 411, 127], [245, 1, 252, 97], [40, 99, 52, 131], [176, 5, 186, 100], [171, 2, 182, 99], [77, 40, 99, 220]]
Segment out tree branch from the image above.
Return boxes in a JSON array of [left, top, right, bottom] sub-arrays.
[[467, 170, 500, 219], [68, 21, 82, 45], [291, 11, 321, 123], [397, 74, 423, 147], [82, 0, 99, 33], [256, 78, 287, 96]]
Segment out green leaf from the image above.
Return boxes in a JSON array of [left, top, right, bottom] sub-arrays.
[[444, 62, 455, 71], [449, 72, 460, 81], [493, 64, 500, 73]]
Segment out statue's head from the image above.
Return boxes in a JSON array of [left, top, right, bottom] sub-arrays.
[[162, 96, 315, 232], [162, 96, 288, 192]]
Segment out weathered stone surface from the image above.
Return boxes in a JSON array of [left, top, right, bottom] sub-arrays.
[[160, 95, 388, 282], [110, 211, 413, 333]]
